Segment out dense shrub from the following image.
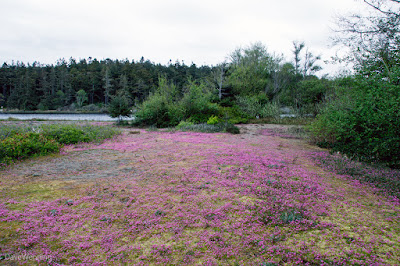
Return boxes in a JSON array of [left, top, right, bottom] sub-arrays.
[[133, 78, 218, 127], [235, 95, 279, 119], [224, 123, 241, 134], [217, 106, 249, 124], [235, 95, 262, 118], [309, 77, 400, 168], [0, 133, 60, 166], [176, 120, 194, 129], [180, 82, 219, 123], [207, 115, 219, 125], [133, 92, 182, 128], [41, 124, 120, 144], [0, 125, 32, 140], [0, 124, 121, 168]]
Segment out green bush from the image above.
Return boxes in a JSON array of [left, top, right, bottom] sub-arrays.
[[133, 78, 218, 127], [207, 115, 219, 125], [260, 102, 280, 118], [224, 123, 240, 134], [42, 125, 90, 144], [133, 92, 183, 128], [176, 120, 194, 129], [41, 124, 120, 144], [0, 125, 32, 140], [235, 95, 279, 119], [235, 95, 262, 118], [217, 106, 249, 124], [0, 124, 120, 168], [181, 82, 219, 123], [310, 77, 400, 168], [0, 133, 60, 166]]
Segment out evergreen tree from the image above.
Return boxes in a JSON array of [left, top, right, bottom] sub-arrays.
[[108, 89, 132, 122]]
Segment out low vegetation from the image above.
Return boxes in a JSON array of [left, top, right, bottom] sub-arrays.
[[0, 127, 399, 264], [0, 124, 121, 168]]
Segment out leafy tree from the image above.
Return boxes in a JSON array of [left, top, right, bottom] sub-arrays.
[[76, 89, 88, 107], [333, 0, 400, 79], [180, 80, 218, 123], [227, 42, 282, 96]]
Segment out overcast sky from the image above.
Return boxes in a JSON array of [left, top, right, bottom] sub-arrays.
[[1, 0, 364, 75]]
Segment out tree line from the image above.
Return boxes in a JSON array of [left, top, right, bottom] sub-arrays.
[[0, 57, 212, 111], [0, 41, 330, 116]]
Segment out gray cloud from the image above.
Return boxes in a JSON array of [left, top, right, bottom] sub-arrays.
[[0, 0, 363, 74]]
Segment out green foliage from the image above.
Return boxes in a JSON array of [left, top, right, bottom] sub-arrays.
[[224, 123, 240, 134], [41, 124, 120, 145], [0, 57, 213, 111], [0, 124, 120, 168], [217, 106, 248, 124], [41, 125, 90, 144], [279, 77, 333, 116], [0, 125, 32, 140], [207, 115, 219, 125], [133, 78, 218, 127], [80, 103, 107, 113], [235, 95, 262, 118], [227, 42, 281, 96], [108, 89, 132, 122], [280, 209, 303, 224], [176, 120, 194, 129], [133, 77, 183, 127], [260, 102, 280, 118], [235, 94, 279, 119], [310, 76, 400, 168], [133, 91, 180, 128], [181, 81, 219, 123], [0, 133, 60, 166], [296, 77, 334, 115], [76, 89, 88, 107]]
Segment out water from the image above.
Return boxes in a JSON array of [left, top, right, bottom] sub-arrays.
[[0, 113, 127, 121]]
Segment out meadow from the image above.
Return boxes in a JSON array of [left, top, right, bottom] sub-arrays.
[[0, 122, 399, 265]]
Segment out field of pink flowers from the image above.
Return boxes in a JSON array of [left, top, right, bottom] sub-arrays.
[[1, 125, 399, 265]]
